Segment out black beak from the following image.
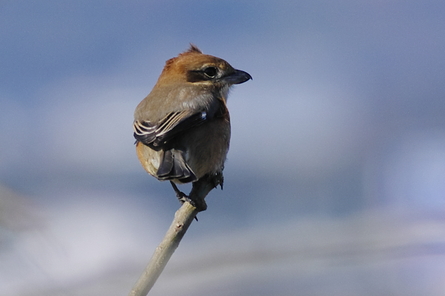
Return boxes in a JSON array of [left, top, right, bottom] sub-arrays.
[[223, 69, 252, 85]]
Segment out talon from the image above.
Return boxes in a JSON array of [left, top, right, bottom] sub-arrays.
[[170, 182, 202, 219], [170, 181, 193, 205]]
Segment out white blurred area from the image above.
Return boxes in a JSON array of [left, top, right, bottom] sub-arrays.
[[1, 1, 445, 295], [2, 186, 445, 296]]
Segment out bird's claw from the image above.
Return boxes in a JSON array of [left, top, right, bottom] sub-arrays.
[[170, 181, 206, 215]]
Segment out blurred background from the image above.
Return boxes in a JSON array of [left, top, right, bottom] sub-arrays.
[[1, 1, 445, 295]]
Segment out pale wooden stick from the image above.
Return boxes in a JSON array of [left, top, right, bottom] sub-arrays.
[[128, 202, 198, 296]]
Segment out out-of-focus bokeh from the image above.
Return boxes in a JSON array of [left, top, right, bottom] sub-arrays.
[[2, 1, 445, 295]]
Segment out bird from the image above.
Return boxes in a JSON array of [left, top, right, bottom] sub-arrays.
[[133, 45, 251, 211]]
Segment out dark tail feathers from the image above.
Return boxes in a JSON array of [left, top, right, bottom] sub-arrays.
[[156, 149, 197, 183]]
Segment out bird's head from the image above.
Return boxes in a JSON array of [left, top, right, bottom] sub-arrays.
[[156, 45, 252, 88]]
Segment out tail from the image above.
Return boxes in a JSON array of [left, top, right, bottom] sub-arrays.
[[156, 149, 197, 183]]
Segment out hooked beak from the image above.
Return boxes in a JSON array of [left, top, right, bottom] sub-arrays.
[[222, 69, 252, 85]]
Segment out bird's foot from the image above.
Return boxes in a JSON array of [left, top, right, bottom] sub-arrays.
[[170, 181, 207, 213]]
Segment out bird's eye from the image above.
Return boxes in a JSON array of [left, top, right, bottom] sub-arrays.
[[203, 67, 218, 78]]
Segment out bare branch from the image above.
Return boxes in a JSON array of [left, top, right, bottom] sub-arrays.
[[128, 202, 198, 296]]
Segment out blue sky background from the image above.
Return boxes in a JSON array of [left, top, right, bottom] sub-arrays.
[[2, 1, 445, 295]]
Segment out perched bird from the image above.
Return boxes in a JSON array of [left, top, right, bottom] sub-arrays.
[[133, 45, 251, 211]]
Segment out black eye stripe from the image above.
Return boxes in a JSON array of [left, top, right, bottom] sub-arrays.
[[186, 67, 219, 82], [186, 71, 207, 82]]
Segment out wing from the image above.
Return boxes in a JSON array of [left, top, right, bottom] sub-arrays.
[[133, 110, 207, 149]]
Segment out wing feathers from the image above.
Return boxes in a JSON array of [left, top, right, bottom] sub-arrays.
[[133, 110, 206, 148]]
